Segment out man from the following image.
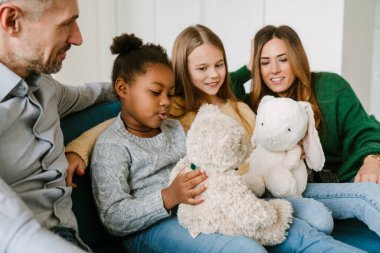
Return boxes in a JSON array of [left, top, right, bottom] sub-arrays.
[[0, 0, 114, 252]]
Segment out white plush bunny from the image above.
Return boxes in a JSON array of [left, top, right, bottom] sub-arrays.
[[169, 104, 293, 246], [242, 96, 325, 198]]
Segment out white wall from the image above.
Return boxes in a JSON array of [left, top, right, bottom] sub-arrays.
[[371, 0, 380, 118], [54, 0, 378, 118], [264, 0, 344, 74], [54, 0, 117, 84], [342, 0, 375, 113], [111, 0, 264, 71]]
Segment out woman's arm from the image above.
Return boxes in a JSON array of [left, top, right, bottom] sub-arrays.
[[65, 118, 115, 166], [315, 73, 380, 182], [65, 118, 115, 187], [229, 65, 252, 104]]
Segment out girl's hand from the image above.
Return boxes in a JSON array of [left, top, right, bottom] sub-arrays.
[[162, 166, 208, 210], [65, 152, 86, 188], [354, 155, 380, 184], [298, 141, 306, 160]]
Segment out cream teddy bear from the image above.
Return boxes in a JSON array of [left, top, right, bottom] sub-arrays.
[[169, 104, 293, 246], [242, 96, 325, 198]]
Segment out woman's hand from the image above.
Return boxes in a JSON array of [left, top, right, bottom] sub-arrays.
[[65, 152, 86, 188], [162, 165, 208, 211], [354, 155, 380, 184], [246, 37, 255, 72]]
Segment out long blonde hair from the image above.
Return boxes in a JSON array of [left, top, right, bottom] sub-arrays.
[[251, 25, 322, 129], [171, 24, 252, 132]]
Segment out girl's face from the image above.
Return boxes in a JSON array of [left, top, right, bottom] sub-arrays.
[[119, 63, 175, 135], [187, 43, 226, 101], [260, 38, 296, 97]]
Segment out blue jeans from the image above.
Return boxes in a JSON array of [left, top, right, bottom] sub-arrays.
[[123, 216, 266, 253], [123, 215, 364, 253], [286, 196, 334, 234], [268, 217, 365, 253], [303, 182, 380, 237]]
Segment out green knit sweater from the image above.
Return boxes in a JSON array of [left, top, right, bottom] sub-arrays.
[[230, 66, 380, 182]]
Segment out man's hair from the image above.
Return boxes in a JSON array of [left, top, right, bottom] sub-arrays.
[[1, 0, 55, 20]]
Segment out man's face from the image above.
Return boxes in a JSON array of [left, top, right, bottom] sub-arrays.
[[15, 0, 82, 75]]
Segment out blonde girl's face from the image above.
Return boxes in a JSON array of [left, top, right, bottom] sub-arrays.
[[260, 38, 296, 97], [187, 43, 226, 100], [120, 63, 175, 133]]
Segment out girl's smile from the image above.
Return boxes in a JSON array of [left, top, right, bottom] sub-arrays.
[[187, 43, 226, 99]]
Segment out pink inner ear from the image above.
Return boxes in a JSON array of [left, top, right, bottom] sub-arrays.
[[303, 128, 325, 171], [298, 100, 325, 172]]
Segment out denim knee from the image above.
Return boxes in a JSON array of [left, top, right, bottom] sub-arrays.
[[270, 217, 366, 253], [286, 197, 334, 234], [312, 209, 334, 234], [357, 183, 380, 206], [225, 236, 267, 253], [306, 199, 334, 234]]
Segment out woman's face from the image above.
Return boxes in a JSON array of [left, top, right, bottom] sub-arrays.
[[187, 43, 226, 100], [259, 38, 295, 96]]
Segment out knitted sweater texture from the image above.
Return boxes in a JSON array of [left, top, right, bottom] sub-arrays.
[[90, 116, 186, 236]]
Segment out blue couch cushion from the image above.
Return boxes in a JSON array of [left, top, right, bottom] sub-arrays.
[[61, 101, 125, 253], [332, 219, 380, 252]]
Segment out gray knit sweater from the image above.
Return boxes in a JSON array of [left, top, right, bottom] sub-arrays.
[[91, 115, 186, 236]]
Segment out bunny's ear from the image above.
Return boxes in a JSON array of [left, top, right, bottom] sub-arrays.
[[299, 101, 325, 171]]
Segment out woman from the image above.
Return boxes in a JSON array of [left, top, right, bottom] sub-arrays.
[[231, 25, 380, 237]]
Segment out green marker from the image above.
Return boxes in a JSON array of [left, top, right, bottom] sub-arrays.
[[190, 163, 199, 170]]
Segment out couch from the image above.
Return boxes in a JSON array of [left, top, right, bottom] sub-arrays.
[[61, 100, 380, 253]]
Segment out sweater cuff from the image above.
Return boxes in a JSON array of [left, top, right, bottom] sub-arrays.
[[65, 144, 90, 167], [147, 190, 172, 221], [234, 65, 251, 81]]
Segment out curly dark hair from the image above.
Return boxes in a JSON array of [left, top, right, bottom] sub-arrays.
[[110, 33, 171, 85]]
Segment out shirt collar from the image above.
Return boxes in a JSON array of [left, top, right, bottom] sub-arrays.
[[0, 63, 41, 102]]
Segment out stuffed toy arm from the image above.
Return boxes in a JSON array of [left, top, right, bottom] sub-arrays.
[[283, 145, 302, 169]]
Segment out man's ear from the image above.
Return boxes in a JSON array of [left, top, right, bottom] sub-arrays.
[[115, 78, 129, 98], [0, 3, 22, 35]]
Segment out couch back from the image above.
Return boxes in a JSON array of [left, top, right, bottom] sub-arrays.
[[61, 101, 124, 252]]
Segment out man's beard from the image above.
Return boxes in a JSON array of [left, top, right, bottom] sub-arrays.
[[26, 59, 63, 75], [17, 45, 70, 75]]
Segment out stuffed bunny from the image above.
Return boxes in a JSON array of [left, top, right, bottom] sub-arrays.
[[169, 104, 292, 246], [242, 96, 325, 198]]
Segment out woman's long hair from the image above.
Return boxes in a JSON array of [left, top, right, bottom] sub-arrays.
[[250, 25, 322, 129]]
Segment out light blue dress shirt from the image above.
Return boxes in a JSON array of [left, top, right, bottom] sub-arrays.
[[0, 63, 115, 251]]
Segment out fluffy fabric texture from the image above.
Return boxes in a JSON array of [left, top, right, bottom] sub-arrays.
[[169, 104, 292, 246], [242, 96, 325, 197]]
